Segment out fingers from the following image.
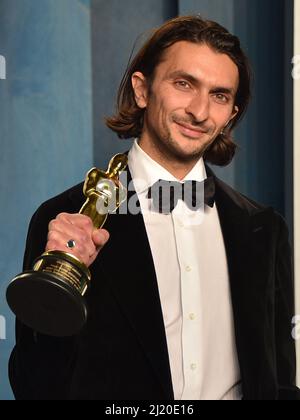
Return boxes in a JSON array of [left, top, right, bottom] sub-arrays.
[[46, 213, 110, 267], [50, 213, 94, 231]]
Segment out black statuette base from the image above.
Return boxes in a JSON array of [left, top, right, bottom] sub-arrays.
[[6, 271, 88, 337]]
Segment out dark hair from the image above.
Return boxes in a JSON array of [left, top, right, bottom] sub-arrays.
[[106, 15, 252, 166]]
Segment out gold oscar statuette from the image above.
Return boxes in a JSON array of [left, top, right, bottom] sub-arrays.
[[6, 154, 128, 337]]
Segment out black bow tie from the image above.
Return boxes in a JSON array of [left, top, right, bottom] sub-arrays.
[[147, 176, 215, 214]]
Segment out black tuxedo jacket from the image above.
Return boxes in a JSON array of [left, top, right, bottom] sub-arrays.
[[9, 165, 300, 400]]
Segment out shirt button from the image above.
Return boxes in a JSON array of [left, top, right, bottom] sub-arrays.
[[191, 363, 197, 371], [189, 313, 196, 320], [177, 220, 184, 228], [186, 266, 192, 272]]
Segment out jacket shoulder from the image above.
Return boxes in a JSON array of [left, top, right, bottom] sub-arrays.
[[214, 176, 288, 239], [215, 176, 269, 213], [205, 164, 270, 214]]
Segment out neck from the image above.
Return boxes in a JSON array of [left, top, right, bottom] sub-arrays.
[[138, 137, 201, 181]]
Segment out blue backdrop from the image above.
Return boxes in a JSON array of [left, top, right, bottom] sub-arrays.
[[0, 0, 294, 400]]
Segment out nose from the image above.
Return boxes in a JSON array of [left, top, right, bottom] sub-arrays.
[[185, 92, 210, 123]]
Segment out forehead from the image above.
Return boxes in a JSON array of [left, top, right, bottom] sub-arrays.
[[156, 41, 239, 89]]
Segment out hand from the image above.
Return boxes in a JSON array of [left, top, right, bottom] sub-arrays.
[[46, 213, 110, 267]]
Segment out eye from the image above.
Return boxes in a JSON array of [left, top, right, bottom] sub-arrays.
[[175, 80, 191, 90], [214, 93, 229, 103]]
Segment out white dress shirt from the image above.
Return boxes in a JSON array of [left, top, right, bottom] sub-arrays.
[[127, 139, 242, 400]]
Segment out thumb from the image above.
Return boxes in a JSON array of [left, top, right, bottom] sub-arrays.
[[92, 229, 110, 249]]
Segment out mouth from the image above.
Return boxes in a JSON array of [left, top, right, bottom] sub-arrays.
[[174, 121, 208, 139]]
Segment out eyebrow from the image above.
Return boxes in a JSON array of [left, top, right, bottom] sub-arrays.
[[168, 70, 236, 96]]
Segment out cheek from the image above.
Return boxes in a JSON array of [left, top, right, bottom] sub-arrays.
[[149, 87, 183, 115], [211, 105, 234, 126], [147, 96, 173, 124]]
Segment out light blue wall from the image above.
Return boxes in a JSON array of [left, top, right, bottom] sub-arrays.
[[0, 0, 93, 400]]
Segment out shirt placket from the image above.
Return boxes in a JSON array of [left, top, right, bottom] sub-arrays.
[[172, 200, 203, 400]]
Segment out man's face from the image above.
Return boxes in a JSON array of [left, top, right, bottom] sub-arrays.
[[132, 41, 239, 162]]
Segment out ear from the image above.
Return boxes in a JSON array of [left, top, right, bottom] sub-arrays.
[[229, 105, 239, 122], [131, 72, 148, 109]]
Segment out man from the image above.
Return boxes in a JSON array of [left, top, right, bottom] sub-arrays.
[[9, 15, 299, 400]]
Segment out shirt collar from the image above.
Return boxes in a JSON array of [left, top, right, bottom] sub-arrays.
[[128, 139, 207, 194]]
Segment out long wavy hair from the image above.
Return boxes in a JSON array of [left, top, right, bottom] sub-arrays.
[[106, 15, 252, 166]]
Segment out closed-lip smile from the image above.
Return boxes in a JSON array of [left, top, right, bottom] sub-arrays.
[[175, 121, 208, 137]]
